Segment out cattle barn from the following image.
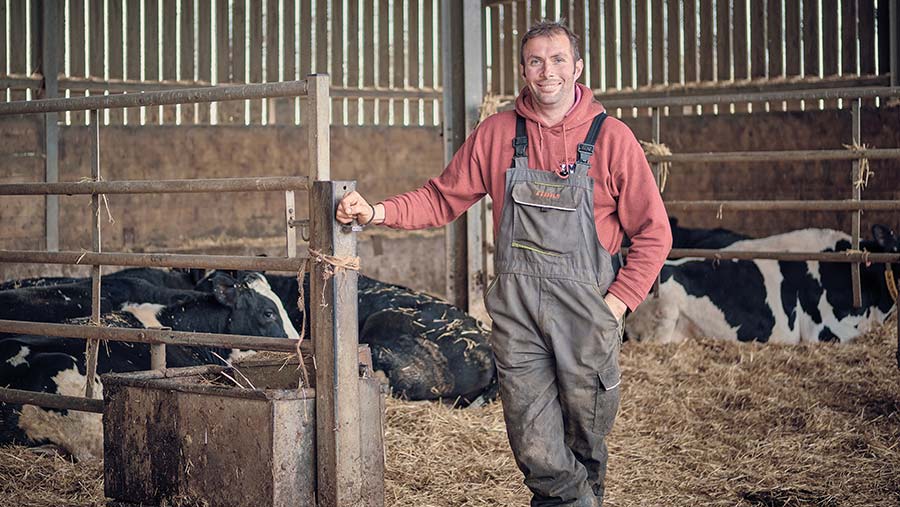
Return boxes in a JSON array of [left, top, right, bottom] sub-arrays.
[[1, 2, 900, 506]]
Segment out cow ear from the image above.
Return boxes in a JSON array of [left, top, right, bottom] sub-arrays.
[[212, 273, 238, 307], [872, 224, 896, 249]]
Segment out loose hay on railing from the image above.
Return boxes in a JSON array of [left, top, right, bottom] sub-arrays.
[[2, 316, 898, 506]]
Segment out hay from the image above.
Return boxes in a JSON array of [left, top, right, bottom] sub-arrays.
[[2, 317, 899, 506]]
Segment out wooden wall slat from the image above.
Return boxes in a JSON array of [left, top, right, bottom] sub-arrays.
[[317, 0, 328, 75], [392, 0, 404, 123], [749, 0, 765, 78], [699, 0, 713, 81], [422, 0, 434, 125], [408, 0, 420, 124], [378, 0, 390, 124], [347, 0, 360, 124], [684, 0, 697, 84], [180, 0, 195, 124], [784, 0, 800, 76], [89, 0, 105, 119], [515, 0, 528, 92], [858, 0, 875, 74], [636, 0, 650, 87], [280, 0, 296, 124], [363, 0, 375, 124], [144, 0, 160, 123], [229, 0, 247, 124], [214, 0, 230, 123], [876, 0, 890, 74], [530, 0, 543, 23], [502, 5, 514, 96], [490, 6, 501, 94], [821, 0, 838, 76], [715, 0, 729, 82], [107, 0, 124, 124], [608, 0, 621, 89], [197, 0, 212, 124], [841, 0, 858, 75], [0, 1, 6, 91], [299, 0, 312, 123], [161, 0, 178, 123], [29, 0, 40, 81], [332, 0, 345, 123], [767, 0, 783, 78], [802, 0, 819, 78], [434, 0, 441, 110], [572, 0, 585, 88], [620, 0, 633, 89], [68, 0, 87, 124], [666, 0, 679, 86], [125, 0, 142, 124], [248, 0, 263, 123], [733, 0, 747, 80], [588, 0, 602, 89], [558, 0, 571, 23], [545, 0, 557, 21], [652, 0, 665, 85]]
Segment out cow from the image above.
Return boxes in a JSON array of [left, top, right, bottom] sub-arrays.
[[0, 267, 203, 291], [0, 271, 300, 459], [669, 217, 750, 249], [625, 224, 900, 344], [265, 273, 498, 407]]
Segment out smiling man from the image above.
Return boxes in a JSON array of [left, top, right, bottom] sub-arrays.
[[337, 20, 671, 506]]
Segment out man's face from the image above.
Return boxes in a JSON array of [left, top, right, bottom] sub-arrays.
[[520, 33, 584, 110]]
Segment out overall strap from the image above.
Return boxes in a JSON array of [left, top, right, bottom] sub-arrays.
[[572, 112, 608, 175], [512, 113, 529, 170]]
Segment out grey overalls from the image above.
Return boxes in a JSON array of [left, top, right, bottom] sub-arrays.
[[485, 113, 622, 507]]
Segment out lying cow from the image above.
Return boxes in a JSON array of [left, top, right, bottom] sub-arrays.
[[626, 225, 899, 344], [0, 272, 299, 459], [266, 273, 498, 407]]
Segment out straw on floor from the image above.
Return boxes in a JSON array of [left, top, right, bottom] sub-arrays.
[[2, 315, 898, 506]]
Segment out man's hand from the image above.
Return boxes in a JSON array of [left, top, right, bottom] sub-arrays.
[[604, 293, 628, 323], [336, 190, 379, 225]]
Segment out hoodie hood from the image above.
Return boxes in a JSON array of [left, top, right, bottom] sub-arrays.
[[513, 82, 607, 172], [514, 82, 606, 130]]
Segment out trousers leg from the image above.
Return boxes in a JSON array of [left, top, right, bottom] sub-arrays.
[[488, 275, 596, 507]]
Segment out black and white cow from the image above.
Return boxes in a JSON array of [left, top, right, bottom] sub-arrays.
[[626, 225, 900, 344], [265, 273, 498, 407], [669, 217, 750, 250], [0, 272, 300, 459]]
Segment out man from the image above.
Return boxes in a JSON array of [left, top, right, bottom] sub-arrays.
[[337, 21, 671, 507]]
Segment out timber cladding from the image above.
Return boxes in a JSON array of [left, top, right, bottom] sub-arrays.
[[1, 107, 898, 292]]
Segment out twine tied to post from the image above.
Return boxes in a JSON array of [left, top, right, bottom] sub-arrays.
[[639, 140, 672, 193], [845, 248, 871, 267], [79, 176, 116, 224], [294, 248, 361, 389], [844, 143, 873, 190]]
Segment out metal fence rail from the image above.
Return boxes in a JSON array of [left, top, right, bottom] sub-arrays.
[[0, 251, 307, 273], [0, 176, 310, 196]]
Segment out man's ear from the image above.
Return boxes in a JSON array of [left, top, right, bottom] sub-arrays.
[[212, 273, 238, 308], [574, 58, 584, 81]]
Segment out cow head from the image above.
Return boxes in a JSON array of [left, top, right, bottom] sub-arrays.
[[211, 272, 300, 340], [869, 225, 900, 305]]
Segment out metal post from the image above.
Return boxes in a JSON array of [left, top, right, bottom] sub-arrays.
[[851, 99, 862, 308], [441, 0, 484, 310], [312, 181, 361, 507], [307, 74, 331, 181], [285, 190, 297, 257], [85, 110, 102, 398], [651, 107, 662, 297], [42, 1, 60, 252]]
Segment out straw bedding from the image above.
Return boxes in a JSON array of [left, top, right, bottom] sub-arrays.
[[2, 316, 898, 506]]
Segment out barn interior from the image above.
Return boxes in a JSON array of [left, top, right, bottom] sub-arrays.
[[1, 0, 899, 506]]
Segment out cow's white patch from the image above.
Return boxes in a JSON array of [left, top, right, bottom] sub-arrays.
[[726, 229, 850, 253], [228, 349, 259, 363], [7, 346, 30, 367], [16, 366, 103, 461], [122, 303, 165, 328], [247, 277, 300, 340], [626, 277, 740, 343]]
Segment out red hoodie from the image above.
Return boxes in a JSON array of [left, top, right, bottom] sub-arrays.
[[381, 83, 672, 311]]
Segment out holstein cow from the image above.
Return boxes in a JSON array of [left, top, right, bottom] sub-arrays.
[[0, 267, 203, 291], [626, 225, 899, 344], [265, 273, 498, 407], [0, 272, 300, 459]]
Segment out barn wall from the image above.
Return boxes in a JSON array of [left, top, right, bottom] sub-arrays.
[[1, 107, 898, 297]]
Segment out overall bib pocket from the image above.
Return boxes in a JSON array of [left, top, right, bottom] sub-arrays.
[[511, 181, 580, 256]]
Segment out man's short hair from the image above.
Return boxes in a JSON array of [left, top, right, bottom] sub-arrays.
[[519, 19, 582, 66]]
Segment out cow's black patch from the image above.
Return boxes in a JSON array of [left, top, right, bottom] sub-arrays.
[[662, 259, 775, 342], [778, 261, 824, 330], [818, 326, 839, 343]]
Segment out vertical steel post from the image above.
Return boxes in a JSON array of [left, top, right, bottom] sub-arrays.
[[312, 181, 361, 507], [441, 0, 484, 311], [651, 107, 662, 297], [42, 1, 59, 252], [307, 74, 331, 182], [85, 110, 102, 398], [851, 99, 862, 308]]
